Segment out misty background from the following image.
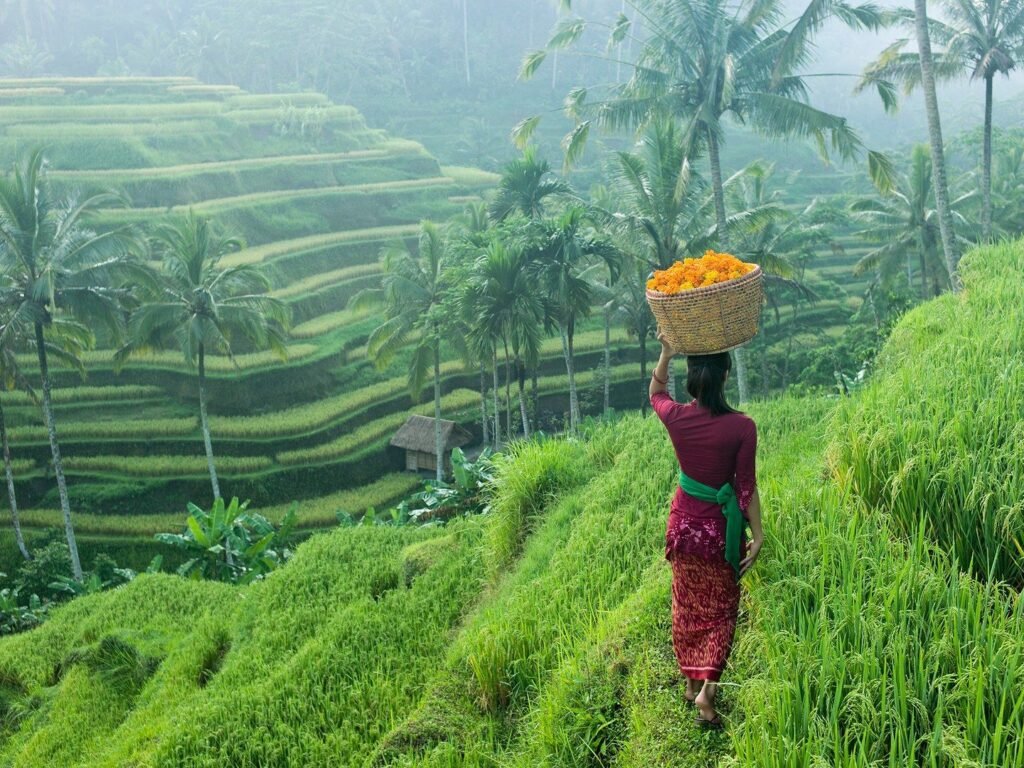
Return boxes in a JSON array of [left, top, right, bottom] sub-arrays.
[[3, 1, 1024, 176]]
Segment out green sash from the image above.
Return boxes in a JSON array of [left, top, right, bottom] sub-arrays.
[[678, 470, 746, 577]]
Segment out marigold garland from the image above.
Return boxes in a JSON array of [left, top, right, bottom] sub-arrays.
[[646, 251, 756, 294]]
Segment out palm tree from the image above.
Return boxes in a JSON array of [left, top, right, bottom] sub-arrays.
[[861, 0, 1024, 243], [913, 0, 963, 291], [465, 240, 544, 441], [522, 0, 885, 401], [489, 147, 572, 223], [526, 206, 618, 433], [591, 254, 657, 410], [351, 221, 450, 481], [851, 145, 971, 299], [0, 149, 139, 582], [118, 211, 289, 500]]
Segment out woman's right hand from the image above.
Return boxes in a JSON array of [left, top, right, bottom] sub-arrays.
[[740, 535, 763, 576]]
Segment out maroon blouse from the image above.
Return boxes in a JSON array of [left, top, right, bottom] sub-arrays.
[[651, 392, 758, 563]]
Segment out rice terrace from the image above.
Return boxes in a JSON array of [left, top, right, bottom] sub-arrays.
[[0, 1, 1021, 766]]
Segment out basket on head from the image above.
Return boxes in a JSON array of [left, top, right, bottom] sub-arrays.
[[646, 266, 764, 355]]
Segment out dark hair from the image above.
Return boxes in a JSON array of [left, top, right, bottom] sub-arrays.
[[686, 353, 738, 416]]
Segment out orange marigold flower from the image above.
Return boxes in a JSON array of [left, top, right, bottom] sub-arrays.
[[646, 251, 755, 295]]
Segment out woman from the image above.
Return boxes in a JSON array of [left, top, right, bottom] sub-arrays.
[[649, 332, 764, 729]]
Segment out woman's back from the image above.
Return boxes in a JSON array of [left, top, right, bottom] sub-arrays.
[[651, 392, 757, 520]]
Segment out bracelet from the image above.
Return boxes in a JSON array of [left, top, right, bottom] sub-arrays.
[[651, 371, 668, 385]]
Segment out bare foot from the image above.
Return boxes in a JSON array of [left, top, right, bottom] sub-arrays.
[[694, 688, 718, 724], [684, 678, 701, 703]]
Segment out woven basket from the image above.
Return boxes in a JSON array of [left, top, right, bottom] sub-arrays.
[[646, 266, 764, 355]]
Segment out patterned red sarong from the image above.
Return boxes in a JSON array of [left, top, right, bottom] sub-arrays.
[[670, 553, 740, 682]]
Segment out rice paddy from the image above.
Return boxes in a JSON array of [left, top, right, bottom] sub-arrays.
[[2, 248, 1021, 763]]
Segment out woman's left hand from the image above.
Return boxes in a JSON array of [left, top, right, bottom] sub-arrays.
[[657, 330, 674, 359], [740, 535, 763, 576]]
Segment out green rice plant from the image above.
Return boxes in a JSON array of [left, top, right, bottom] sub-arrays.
[[104, 177, 455, 222], [226, 92, 330, 108], [222, 225, 419, 267], [18, 343, 318, 374], [0, 102, 223, 123], [222, 104, 360, 123], [64, 454, 272, 478], [6, 120, 219, 139], [0, 87, 65, 98], [8, 417, 197, 443], [724, 396, 1024, 767], [209, 359, 471, 439], [16, 474, 422, 537], [441, 166, 501, 186], [0, 76, 194, 89], [289, 307, 371, 339], [275, 389, 479, 466], [51, 149, 390, 183], [273, 263, 381, 300], [0, 385, 164, 406], [166, 85, 243, 96], [831, 242, 1024, 584]]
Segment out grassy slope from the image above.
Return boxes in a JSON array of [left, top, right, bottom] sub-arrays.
[[0, 242, 1022, 765]]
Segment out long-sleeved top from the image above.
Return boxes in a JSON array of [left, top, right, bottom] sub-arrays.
[[651, 391, 758, 562]]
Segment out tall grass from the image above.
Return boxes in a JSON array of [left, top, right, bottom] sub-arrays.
[[831, 243, 1024, 584]]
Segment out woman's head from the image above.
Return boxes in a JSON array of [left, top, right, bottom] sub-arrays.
[[686, 352, 737, 415]]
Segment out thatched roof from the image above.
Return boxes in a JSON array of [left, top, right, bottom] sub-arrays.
[[390, 414, 472, 453]]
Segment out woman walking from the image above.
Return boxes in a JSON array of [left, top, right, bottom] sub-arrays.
[[649, 332, 764, 729]]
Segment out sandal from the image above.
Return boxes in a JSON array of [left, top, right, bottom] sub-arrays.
[[694, 713, 724, 730]]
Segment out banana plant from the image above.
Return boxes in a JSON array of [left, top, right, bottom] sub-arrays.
[[156, 497, 297, 584]]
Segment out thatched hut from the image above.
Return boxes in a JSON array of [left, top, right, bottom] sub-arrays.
[[390, 414, 473, 474]]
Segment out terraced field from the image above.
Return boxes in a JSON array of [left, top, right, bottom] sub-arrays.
[[0, 76, 665, 557]]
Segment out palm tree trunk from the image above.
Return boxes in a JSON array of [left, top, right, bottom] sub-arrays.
[[603, 307, 611, 414], [503, 339, 512, 440], [517, 359, 530, 438], [35, 322, 82, 582], [667, 356, 676, 400], [198, 344, 222, 501], [479, 366, 490, 447], [560, 327, 579, 432], [982, 73, 994, 242], [914, 0, 962, 293], [708, 128, 751, 403], [531, 367, 539, 429], [0, 398, 29, 561], [433, 342, 443, 482], [462, 0, 471, 87], [492, 351, 500, 450], [639, 333, 648, 410]]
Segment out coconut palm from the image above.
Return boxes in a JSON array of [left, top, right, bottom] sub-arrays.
[[465, 240, 544, 441], [851, 145, 972, 299], [522, 0, 885, 401], [913, 0, 963, 291], [489, 147, 572, 223], [351, 221, 451, 481], [0, 149, 139, 582], [118, 211, 288, 501], [525, 206, 618, 433], [861, 0, 1024, 243]]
